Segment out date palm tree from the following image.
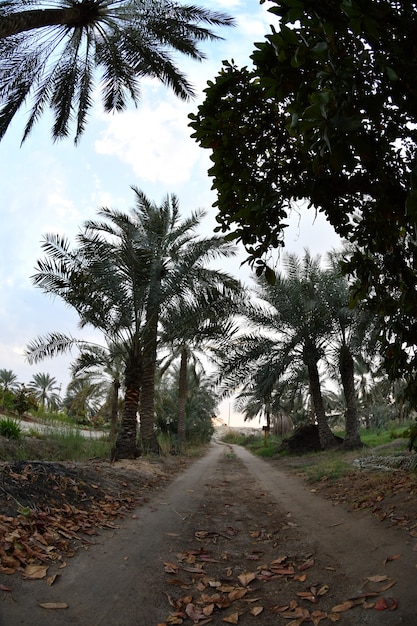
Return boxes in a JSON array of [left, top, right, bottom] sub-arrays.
[[269, 252, 343, 448], [27, 186, 239, 458], [63, 373, 108, 422], [0, 0, 234, 142], [115, 190, 239, 454], [27, 206, 150, 458], [70, 341, 125, 437], [0, 368, 19, 407], [29, 371, 60, 410], [159, 287, 241, 445], [219, 252, 339, 450]]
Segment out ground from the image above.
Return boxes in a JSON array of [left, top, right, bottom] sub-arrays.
[[1, 436, 416, 625]]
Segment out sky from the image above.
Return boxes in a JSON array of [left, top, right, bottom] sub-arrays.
[[0, 0, 341, 427]]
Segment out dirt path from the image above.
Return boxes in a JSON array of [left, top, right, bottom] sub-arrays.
[[1, 442, 416, 625]]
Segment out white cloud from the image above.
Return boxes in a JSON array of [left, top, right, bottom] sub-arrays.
[[95, 101, 202, 185]]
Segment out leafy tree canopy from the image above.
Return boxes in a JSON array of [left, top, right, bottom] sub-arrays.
[[189, 0, 417, 403]]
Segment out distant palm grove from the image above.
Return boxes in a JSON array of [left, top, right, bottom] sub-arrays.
[[0, 189, 414, 459]]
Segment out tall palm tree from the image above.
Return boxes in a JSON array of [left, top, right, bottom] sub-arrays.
[[29, 371, 60, 410], [63, 374, 108, 422], [27, 187, 239, 458], [108, 189, 239, 454], [219, 252, 338, 449], [27, 203, 150, 458], [323, 250, 381, 448], [70, 342, 125, 437], [0, 0, 234, 142], [256, 253, 339, 449], [159, 288, 241, 444], [0, 368, 19, 407]]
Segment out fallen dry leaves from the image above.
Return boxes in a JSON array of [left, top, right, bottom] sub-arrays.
[[159, 540, 400, 625], [0, 459, 165, 581], [158, 453, 403, 625]]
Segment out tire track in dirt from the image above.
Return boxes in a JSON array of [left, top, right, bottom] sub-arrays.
[[1, 442, 415, 625]]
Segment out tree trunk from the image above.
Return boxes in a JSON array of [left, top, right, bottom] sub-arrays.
[[109, 378, 120, 441], [0, 6, 101, 39], [339, 345, 362, 450], [139, 312, 159, 454], [112, 352, 141, 461], [306, 359, 337, 450], [177, 347, 188, 445]]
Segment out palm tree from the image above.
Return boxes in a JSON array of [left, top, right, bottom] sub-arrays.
[[110, 190, 239, 454], [27, 187, 239, 459], [70, 342, 125, 437], [0, 368, 19, 407], [256, 253, 339, 449], [29, 371, 60, 410], [323, 251, 381, 448], [156, 363, 215, 444], [27, 204, 150, 458], [63, 374, 108, 422], [219, 252, 338, 449], [159, 288, 241, 445], [0, 0, 234, 142]]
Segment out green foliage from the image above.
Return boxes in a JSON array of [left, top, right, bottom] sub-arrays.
[[157, 432, 174, 456], [221, 431, 282, 458], [46, 429, 110, 460], [221, 431, 252, 446], [156, 367, 216, 445], [190, 0, 417, 407], [301, 457, 352, 483], [0, 417, 22, 440], [402, 420, 417, 451], [0, 0, 234, 142], [13, 385, 37, 416], [254, 445, 279, 458]]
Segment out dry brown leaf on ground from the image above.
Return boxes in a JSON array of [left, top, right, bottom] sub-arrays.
[[366, 574, 388, 583], [185, 602, 207, 621], [38, 602, 68, 609], [249, 605, 263, 616], [237, 571, 256, 586], [383, 553, 402, 565], [298, 557, 315, 571], [374, 597, 398, 611], [23, 564, 48, 579], [331, 599, 355, 612], [228, 588, 248, 601]]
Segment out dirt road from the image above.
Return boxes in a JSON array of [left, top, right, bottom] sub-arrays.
[[1, 441, 416, 625]]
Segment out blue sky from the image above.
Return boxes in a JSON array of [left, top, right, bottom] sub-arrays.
[[0, 0, 341, 425]]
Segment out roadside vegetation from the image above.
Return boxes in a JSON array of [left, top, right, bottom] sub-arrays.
[[221, 423, 414, 483]]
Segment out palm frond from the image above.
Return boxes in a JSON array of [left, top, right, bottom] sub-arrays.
[[25, 331, 80, 364]]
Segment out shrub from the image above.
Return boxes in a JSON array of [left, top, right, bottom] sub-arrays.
[[0, 417, 22, 440]]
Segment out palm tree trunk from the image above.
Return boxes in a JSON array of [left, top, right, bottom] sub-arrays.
[[112, 352, 141, 460], [306, 360, 337, 450], [0, 6, 100, 38], [139, 314, 159, 454], [177, 347, 188, 445], [339, 345, 362, 450], [109, 378, 120, 441]]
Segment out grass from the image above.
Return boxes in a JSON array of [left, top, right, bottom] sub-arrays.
[[0, 417, 22, 440], [0, 426, 111, 462], [47, 429, 111, 460], [298, 454, 353, 483], [220, 424, 414, 485]]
